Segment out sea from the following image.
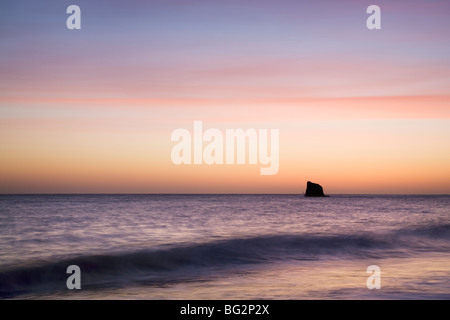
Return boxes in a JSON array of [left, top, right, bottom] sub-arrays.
[[0, 194, 449, 300]]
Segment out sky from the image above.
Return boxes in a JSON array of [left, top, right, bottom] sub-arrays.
[[0, 0, 449, 194]]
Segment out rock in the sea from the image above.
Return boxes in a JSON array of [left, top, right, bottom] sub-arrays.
[[305, 181, 327, 197]]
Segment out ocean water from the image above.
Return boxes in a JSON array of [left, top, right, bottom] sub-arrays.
[[0, 194, 449, 300]]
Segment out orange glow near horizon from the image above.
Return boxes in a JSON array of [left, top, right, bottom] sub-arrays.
[[1, 95, 449, 194]]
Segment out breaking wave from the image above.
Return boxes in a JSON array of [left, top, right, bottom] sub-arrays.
[[1, 223, 449, 298]]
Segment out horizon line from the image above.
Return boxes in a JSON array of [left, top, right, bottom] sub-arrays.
[[1, 193, 449, 196]]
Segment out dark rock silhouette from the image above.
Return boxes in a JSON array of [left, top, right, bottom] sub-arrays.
[[305, 181, 328, 197]]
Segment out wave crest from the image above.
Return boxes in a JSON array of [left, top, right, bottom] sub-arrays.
[[1, 223, 448, 298]]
